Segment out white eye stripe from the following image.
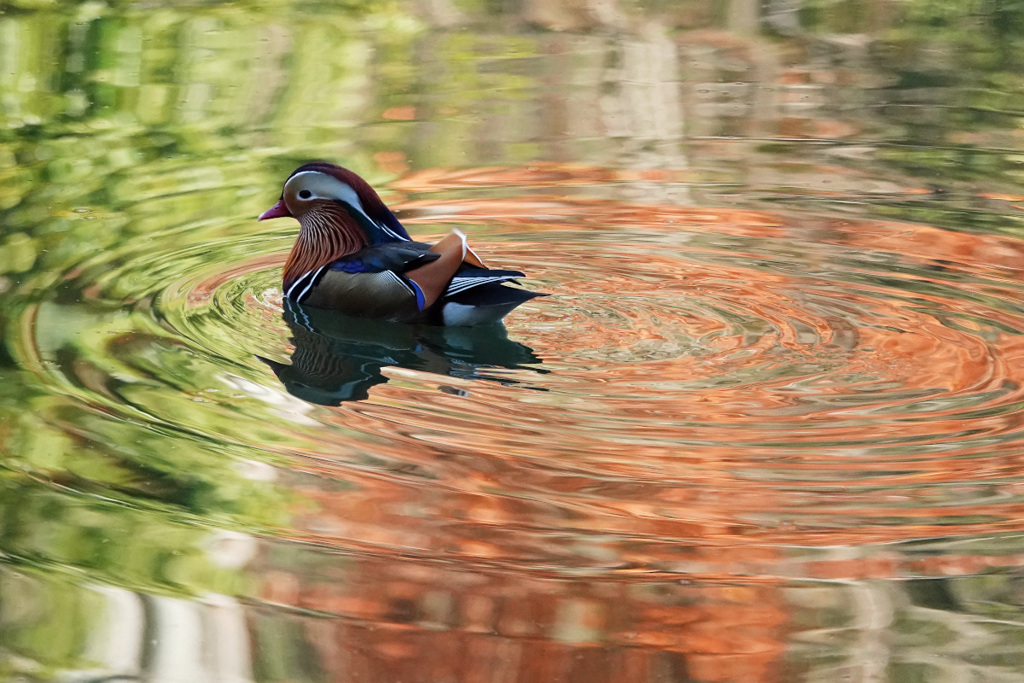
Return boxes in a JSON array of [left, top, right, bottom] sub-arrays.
[[285, 172, 365, 211], [284, 170, 409, 242]]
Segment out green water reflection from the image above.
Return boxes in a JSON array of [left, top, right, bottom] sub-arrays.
[[5, 0, 1024, 681]]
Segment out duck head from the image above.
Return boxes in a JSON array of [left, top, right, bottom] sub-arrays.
[[259, 162, 411, 291]]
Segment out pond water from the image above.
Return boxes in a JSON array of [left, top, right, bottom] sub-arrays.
[[4, 1, 1024, 681]]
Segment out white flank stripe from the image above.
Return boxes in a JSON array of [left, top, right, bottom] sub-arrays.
[[383, 270, 414, 295], [450, 275, 515, 286], [285, 270, 313, 300], [446, 275, 515, 295], [295, 266, 326, 302], [452, 228, 468, 260]]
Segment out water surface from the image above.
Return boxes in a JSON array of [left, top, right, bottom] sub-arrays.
[[4, 1, 1024, 681]]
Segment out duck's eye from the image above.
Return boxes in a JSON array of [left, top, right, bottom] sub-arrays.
[[298, 190, 312, 199]]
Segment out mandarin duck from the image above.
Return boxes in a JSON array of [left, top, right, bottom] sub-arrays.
[[259, 162, 543, 325]]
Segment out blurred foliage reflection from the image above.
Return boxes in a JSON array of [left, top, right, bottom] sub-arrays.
[[5, 0, 1024, 682]]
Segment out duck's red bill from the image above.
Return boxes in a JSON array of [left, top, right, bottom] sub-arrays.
[[258, 199, 291, 221]]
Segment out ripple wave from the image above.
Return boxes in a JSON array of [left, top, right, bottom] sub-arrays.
[[14, 168, 1024, 579]]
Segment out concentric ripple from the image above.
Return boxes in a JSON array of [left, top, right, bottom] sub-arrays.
[[13, 169, 1024, 580]]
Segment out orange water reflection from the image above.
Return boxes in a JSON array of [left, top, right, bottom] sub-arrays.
[[259, 555, 789, 683], [246, 164, 1024, 637], [210, 161, 1024, 682]]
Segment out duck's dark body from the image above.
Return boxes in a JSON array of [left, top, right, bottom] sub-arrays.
[[295, 243, 540, 325]]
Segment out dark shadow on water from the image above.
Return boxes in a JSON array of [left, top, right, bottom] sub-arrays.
[[260, 299, 546, 405]]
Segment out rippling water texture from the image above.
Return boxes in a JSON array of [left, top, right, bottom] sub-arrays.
[[5, 2, 1024, 681]]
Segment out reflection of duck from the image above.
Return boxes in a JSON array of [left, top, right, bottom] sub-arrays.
[[261, 299, 546, 405], [258, 162, 544, 325]]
